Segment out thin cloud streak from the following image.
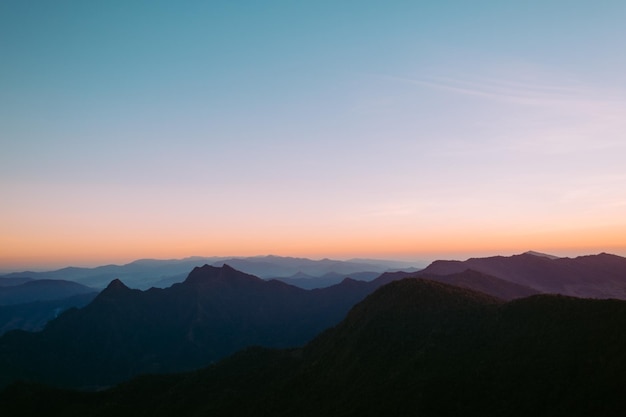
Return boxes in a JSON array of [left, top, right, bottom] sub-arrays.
[[389, 73, 625, 111], [382, 69, 626, 157]]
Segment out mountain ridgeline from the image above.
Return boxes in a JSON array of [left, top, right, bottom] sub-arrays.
[[0, 264, 540, 387], [0, 280, 98, 336], [2, 278, 626, 416], [423, 251, 626, 299], [0, 279, 95, 305], [0, 255, 419, 289], [0, 264, 405, 389], [2, 252, 626, 389]]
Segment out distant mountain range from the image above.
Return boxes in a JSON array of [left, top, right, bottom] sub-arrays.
[[272, 271, 382, 289], [5, 251, 624, 298], [3, 278, 625, 416], [423, 251, 626, 299], [0, 256, 422, 289], [0, 276, 33, 287], [0, 280, 95, 305]]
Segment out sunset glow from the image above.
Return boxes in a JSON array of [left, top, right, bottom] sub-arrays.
[[1, 1, 626, 271]]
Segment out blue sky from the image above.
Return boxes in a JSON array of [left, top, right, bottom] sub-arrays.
[[1, 1, 626, 269]]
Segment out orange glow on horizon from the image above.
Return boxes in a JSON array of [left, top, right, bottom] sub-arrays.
[[2, 222, 625, 271]]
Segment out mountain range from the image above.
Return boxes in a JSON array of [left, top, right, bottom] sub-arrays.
[[0, 264, 404, 389], [4, 251, 625, 298], [0, 251, 625, 394], [0, 262, 538, 389], [3, 278, 625, 416], [0, 280, 95, 305], [0, 255, 420, 289], [423, 251, 626, 299]]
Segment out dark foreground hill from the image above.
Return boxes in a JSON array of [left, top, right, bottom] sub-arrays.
[[3, 278, 626, 417], [422, 251, 626, 299]]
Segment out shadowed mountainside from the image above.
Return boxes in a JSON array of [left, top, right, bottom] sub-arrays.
[[418, 269, 539, 300], [3, 278, 625, 416]]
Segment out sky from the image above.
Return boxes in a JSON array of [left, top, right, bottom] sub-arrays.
[[1, 1, 626, 271]]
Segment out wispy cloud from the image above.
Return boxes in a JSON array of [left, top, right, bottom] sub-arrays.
[[384, 68, 626, 155], [389, 73, 624, 111]]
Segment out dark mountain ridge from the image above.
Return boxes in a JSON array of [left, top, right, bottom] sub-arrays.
[[422, 251, 626, 299], [3, 278, 625, 416], [418, 269, 539, 300], [0, 264, 403, 389], [0, 253, 621, 392]]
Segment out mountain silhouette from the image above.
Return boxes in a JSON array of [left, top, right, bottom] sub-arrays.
[[0, 255, 418, 289], [0, 257, 230, 289], [422, 252, 626, 299], [0, 265, 584, 388], [418, 269, 539, 300], [3, 278, 626, 416], [210, 255, 403, 277], [272, 271, 381, 289], [367, 269, 538, 300], [0, 264, 406, 389]]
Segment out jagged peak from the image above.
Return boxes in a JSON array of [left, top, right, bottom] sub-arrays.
[[105, 278, 130, 291], [91, 278, 132, 303]]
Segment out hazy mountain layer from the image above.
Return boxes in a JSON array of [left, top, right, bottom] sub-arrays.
[[0, 277, 32, 287], [0, 257, 229, 289], [0, 293, 97, 335], [422, 252, 626, 299], [0, 256, 420, 289], [0, 280, 95, 305], [272, 271, 382, 289]]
